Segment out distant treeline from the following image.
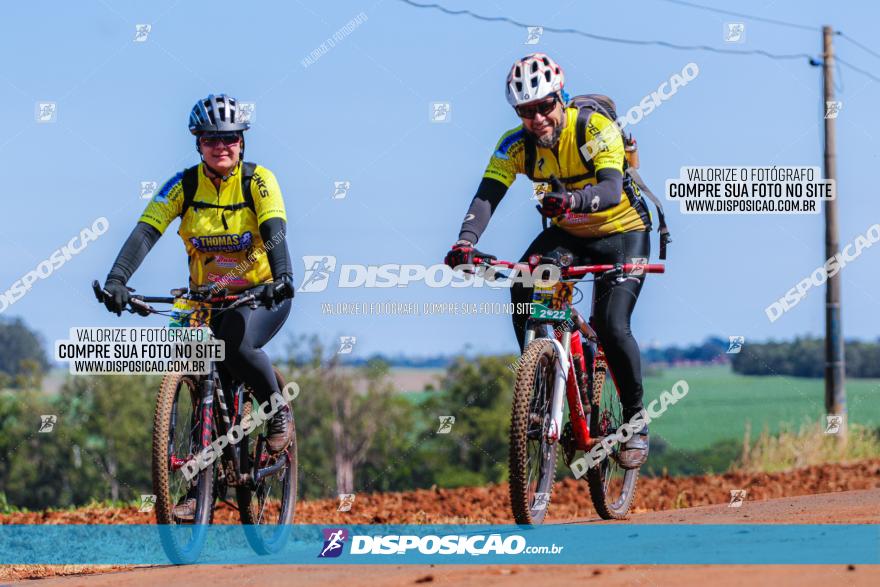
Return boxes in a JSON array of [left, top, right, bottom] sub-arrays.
[[342, 338, 735, 368], [345, 337, 880, 377], [641, 336, 729, 365], [341, 354, 454, 368], [732, 338, 880, 378]]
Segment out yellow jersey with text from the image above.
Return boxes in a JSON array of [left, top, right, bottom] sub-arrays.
[[138, 162, 286, 292], [483, 107, 650, 237]]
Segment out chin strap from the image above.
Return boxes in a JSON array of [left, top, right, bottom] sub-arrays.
[[201, 159, 240, 182]]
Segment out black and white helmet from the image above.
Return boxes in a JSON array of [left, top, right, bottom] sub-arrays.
[[188, 94, 250, 135], [506, 53, 565, 107]]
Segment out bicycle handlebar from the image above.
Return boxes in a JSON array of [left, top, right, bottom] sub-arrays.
[[472, 258, 665, 278], [91, 279, 259, 315]]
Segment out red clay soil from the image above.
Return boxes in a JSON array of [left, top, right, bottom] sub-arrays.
[[3, 459, 878, 526], [3, 479, 879, 584]]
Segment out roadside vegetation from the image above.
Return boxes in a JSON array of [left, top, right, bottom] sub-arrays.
[[2, 319, 878, 511]]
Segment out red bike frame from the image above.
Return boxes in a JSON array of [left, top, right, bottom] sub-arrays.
[[473, 258, 664, 450]]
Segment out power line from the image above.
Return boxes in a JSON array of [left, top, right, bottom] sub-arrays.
[[397, 0, 815, 61], [397, 0, 880, 85], [661, 0, 880, 70], [657, 0, 819, 32], [838, 32, 880, 62], [836, 57, 880, 84], [835, 57, 844, 93]]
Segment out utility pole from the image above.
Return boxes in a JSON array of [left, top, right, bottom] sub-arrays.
[[821, 25, 846, 435]]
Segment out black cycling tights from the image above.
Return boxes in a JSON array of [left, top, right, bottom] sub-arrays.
[[210, 295, 291, 407], [510, 228, 650, 422]]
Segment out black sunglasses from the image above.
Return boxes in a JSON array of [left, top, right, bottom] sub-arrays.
[[515, 96, 559, 119], [199, 134, 241, 147]]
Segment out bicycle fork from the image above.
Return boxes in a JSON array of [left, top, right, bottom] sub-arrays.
[[545, 335, 570, 443], [523, 322, 572, 444]]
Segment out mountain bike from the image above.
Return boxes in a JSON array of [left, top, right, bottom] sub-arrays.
[[472, 253, 663, 524], [91, 281, 297, 563]]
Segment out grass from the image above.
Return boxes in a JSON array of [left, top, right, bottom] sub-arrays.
[[395, 363, 880, 452], [740, 422, 880, 473], [640, 364, 880, 451]]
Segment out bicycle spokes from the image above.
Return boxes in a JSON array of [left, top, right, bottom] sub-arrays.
[[169, 381, 199, 510], [585, 359, 640, 519]]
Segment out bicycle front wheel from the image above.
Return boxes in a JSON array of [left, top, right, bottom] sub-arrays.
[[152, 373, 213, 563], [585, 355, 640, 520], [509, 339, 558, 525]]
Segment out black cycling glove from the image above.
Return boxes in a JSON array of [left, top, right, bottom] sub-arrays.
[[444, 240, 496, 268], [102, 279, 130, 316], [262, 274, 294, 309]]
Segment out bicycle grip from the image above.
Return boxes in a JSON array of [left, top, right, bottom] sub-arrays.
[[92, 279, 107, 303]]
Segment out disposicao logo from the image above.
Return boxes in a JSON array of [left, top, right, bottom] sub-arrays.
[[319, 528, 348, 558]]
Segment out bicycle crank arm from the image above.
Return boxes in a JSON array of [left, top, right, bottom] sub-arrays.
[[254, 455, 287, 483]]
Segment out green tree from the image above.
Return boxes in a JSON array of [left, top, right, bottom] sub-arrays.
[[282, 337, 426, 498], [0, 374, 155, 510], [61, 375, 156, 502], [0, 317, 49, 389], [419, 355, 517, 487]]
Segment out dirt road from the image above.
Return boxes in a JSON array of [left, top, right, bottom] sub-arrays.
[[20, 488, 879, 586]]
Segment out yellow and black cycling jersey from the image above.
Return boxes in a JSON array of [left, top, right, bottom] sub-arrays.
[[484, 107, 650, 237], [139, 162, 286, 292]]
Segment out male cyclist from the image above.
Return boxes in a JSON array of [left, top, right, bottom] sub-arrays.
[[444, 54, 653, 468], [102, 94, 295, 514]]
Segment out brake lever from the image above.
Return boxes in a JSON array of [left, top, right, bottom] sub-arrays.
[[229, 294, 257, 310], [128, 297, 154, 315]]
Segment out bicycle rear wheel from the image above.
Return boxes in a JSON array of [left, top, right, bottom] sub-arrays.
[[509, 339, 558, 525], [236, 367, 297, 554], [585, 354, 640, 520], [152, 373, 213, 563]]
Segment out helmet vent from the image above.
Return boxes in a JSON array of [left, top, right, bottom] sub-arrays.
[[189, 94, 250, 134], [505, 53, 565, 107]]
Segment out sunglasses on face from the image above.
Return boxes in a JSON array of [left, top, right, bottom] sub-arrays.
[[515, 96, 559, 120], [199, 134, 241, 147]]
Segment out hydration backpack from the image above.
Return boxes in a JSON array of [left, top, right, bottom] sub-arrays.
[[525, 94, 671, 259], [180, 162, 257, 230]]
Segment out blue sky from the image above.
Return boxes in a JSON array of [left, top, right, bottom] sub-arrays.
[[1, 0, 879, 359]]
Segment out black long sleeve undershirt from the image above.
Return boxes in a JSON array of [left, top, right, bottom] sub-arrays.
[[457, 168, 624, 244], [568, 168, 623, 213], [457, 177, 509, 245], [259, 217, 292, 279], [106, 222, 161, 284]]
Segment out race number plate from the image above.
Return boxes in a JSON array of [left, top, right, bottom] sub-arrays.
[[530, 303, 571, 321], [530, 283, 573, 321], [169, 298, 212, 328]]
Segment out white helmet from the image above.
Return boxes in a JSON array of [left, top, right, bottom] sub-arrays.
[[506, 53, 565, 107]]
